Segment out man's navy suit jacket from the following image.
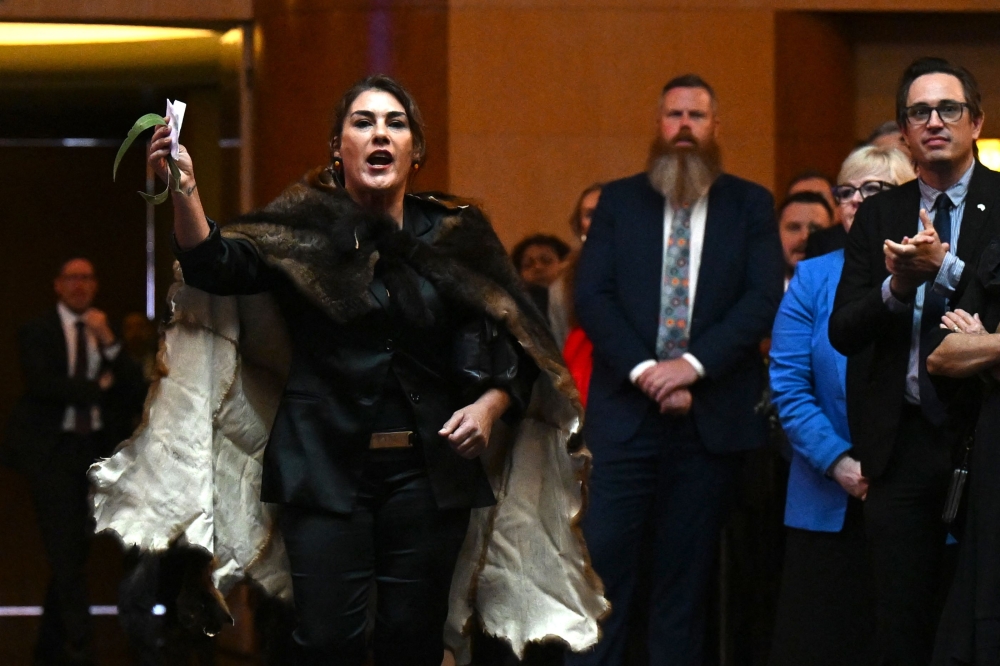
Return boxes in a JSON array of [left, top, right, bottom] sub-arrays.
[[575, 172, 784, 452]]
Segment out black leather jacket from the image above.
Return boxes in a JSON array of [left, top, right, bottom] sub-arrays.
[[175, 195, 536, 513]]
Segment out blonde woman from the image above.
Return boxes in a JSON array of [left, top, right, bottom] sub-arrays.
[[768, 145, 914, 665]]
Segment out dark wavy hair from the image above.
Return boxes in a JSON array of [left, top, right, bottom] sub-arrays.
[[511, 234, 571, 272], [329, 74, 427, 166], [895, 57, 983, 128], [778, 190, 833, 222]]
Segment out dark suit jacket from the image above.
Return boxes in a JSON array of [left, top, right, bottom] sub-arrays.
[[828, 161, 1000, 480], [175, 195, 535, 513], [3, 309, 145, 474], [574, 172, 784, 453], [805, 224, 847, 259]]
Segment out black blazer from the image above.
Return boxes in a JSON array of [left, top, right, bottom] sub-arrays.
[[175, 196, 534, 514], [828, 161, 1000, 480], [3, 309, 145, 474], [805, 224, 848, 259], [574, 172, 784, 452]]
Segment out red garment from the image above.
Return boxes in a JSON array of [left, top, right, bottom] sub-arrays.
[[563, 326, 593, 408]]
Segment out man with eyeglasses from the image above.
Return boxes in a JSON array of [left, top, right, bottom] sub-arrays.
[[830, 57, 1000, 665], [2, 258, 144, 666]]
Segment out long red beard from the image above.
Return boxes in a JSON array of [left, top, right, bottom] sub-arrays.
[[647, 135, 722, 207]]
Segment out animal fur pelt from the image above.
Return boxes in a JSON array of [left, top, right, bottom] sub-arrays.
[[90, 169, 608, 662]]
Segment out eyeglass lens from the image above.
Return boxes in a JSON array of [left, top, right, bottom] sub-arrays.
[[906, 102, 965, 124], [834, 182, 890, 202]]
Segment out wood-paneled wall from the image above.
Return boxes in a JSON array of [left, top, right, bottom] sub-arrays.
[[252, 0, 449, 205], [449, 6, 776, 247], [774, 12, 855, 194], [0, 0, 251, 21]]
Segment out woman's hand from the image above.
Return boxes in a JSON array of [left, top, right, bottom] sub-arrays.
[[439, 388, 511, 459], [830, 456, 869, 500], [147, 123, 196, 194], [940, 309, 986, 335]]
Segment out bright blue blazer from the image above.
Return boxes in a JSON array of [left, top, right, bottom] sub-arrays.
[[770, 250, 852, 532]]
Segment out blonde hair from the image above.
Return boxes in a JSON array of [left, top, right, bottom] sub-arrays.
[[837, 145, 915, 186]]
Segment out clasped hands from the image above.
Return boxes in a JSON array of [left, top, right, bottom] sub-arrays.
[[939, 307, 1000, 381], [884, 209, 949, 299], [637, 357, 699, 416]]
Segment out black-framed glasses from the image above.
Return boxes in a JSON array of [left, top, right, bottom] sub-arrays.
[[904, 101, 971, 125], [832, 181, 895, 203]]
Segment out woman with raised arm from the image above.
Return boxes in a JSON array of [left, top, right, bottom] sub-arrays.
[[91, 75, 606, 665]]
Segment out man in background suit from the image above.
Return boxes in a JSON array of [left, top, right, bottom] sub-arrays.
[[4, 258, 144, 666], [829, 57, 1000, 665], [569, 74, 784, 665]]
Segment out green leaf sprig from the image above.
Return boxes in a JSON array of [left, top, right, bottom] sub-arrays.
[[113, 113, 182, 205]]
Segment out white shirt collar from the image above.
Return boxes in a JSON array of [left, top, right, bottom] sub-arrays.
[[57, 301, 84, 327]]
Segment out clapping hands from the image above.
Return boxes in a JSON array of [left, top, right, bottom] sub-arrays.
[[884, 209, 949, 299]]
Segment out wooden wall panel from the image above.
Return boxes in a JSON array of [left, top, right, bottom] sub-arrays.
[[448, 6, 774, 248], [449, 0, 999, 9], [252, 0, 448, 207], [852, 13, 1000, 144], [774, 12, 855, 194], [0, 0, 251, 21]]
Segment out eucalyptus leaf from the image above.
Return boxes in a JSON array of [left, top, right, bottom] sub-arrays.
[[113, 113, 167, 181], [168, 157, 183, 193], [139, 188, 171, 206]]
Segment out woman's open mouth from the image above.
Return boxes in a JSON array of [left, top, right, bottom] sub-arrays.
[[367, 150, 394, 168]]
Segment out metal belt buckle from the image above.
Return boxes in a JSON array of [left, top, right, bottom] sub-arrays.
[[369, 431, 413, 450]]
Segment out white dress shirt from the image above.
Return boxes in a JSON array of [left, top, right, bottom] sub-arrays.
[[58, 302, 121, 432], [629, 195, 709, 383]]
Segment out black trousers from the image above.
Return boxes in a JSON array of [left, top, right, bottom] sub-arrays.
[[866, 406, 953, 666], [567, 410, 742, 666], [279, 448, 470, 666], [770, 498, 877, 666], [28, 432, 98, 664]]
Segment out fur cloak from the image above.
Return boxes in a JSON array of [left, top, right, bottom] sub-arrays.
[[89, 169, 608, 661]]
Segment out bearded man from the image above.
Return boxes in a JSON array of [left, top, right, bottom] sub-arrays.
[[569, 74, 784, 666]]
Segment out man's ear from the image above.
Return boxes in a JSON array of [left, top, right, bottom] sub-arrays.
[[972, 112, 985, 141]]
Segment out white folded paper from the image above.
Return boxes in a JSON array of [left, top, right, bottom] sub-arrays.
[[165, 99, 186, 160]]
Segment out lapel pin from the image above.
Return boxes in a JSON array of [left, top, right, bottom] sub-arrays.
[[979, 204, 986, 211]]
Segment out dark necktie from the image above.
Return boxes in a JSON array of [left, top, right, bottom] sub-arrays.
[[74, 320, 92, 435], [918, 193, 953, 425]]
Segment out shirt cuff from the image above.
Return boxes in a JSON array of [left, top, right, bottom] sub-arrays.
[[882, 276, 912, 313], [682, 353, 706, 378], [931, 253, 965, 299], [629, 360, 657, 384]]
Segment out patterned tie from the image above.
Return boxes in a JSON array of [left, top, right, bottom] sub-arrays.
[[74, 321, 92, 435], [918, 193, 953, 426], [656, 205, 692, 360]]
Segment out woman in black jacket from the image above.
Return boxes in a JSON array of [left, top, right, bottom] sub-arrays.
[[147, 75, 537, 666]]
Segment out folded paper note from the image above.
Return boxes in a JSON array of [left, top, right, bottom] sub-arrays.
[[165, 100, 186, 161]]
